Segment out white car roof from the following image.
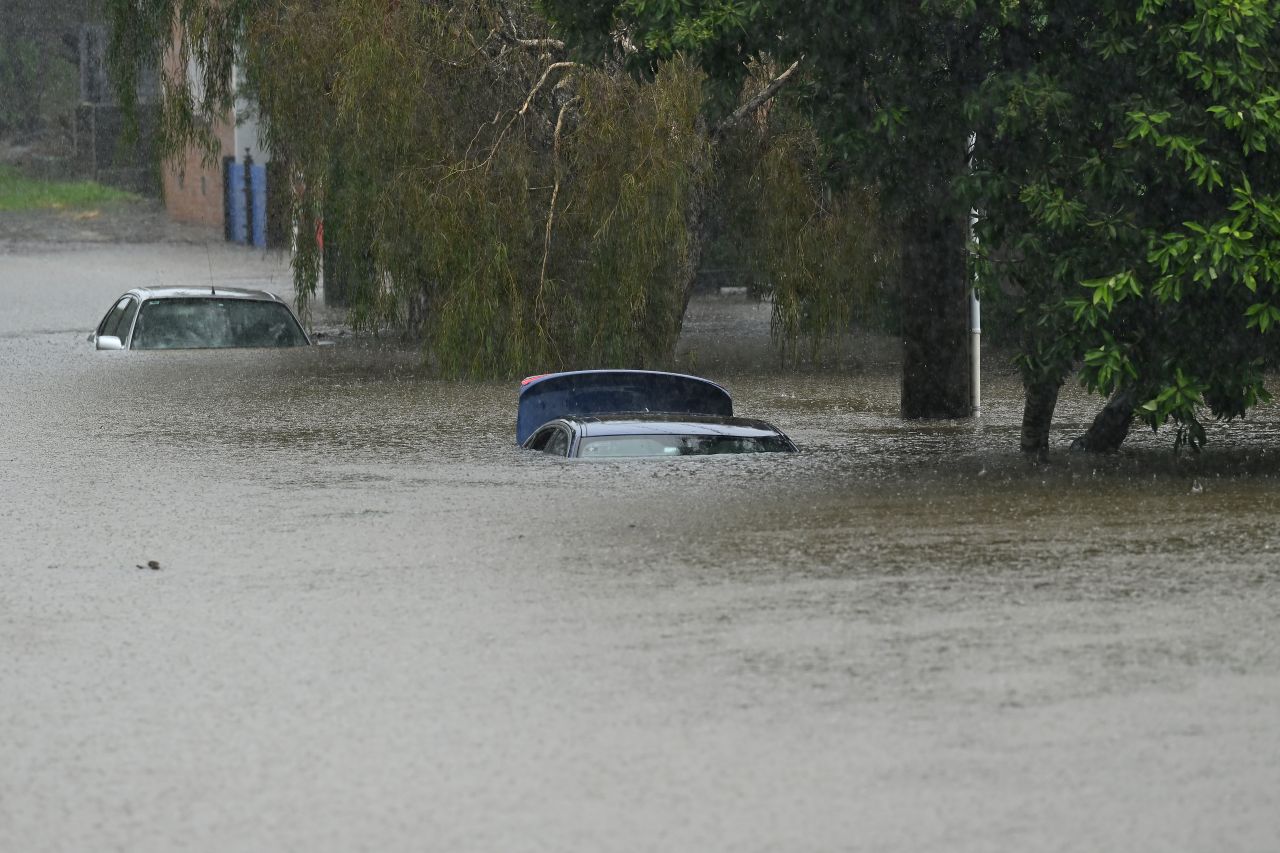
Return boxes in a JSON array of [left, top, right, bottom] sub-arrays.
[[126, 286, 286, 302]]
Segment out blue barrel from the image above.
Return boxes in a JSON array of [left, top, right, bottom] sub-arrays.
[[226, 161, 246, 244], [250, 165, 268, 249]]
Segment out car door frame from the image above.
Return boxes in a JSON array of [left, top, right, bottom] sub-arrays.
[[92, 294, 139, 348], [524, 422, 575, 457]]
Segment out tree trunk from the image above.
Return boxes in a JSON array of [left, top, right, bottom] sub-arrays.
[[1071, 389, 1136, 453], [321, 224, 349, 308], [677, 137, 711, 324], [899, 201, 972, 419], [322, 158, 349, 309], [1020, 379, 1061, 456]]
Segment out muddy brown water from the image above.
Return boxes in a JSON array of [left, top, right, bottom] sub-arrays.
[[3, 242, 1279, 851]]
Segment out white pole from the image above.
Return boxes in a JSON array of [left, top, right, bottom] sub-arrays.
[[967, 133, 981, 416], [969, 281, 981, 415]]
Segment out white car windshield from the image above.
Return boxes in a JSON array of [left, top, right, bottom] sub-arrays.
[[131, 298, 308, 349], [579, 434, 793, 457]]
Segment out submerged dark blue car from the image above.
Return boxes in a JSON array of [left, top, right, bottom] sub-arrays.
[[517, 370, 797, 458]]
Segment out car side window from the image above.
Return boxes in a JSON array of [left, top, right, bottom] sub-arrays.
[[526, 426, 570, 455], [98, 298, 131, 337], [114, 298, 139, 342], [527, 427, 554, 452], [543, 427, 570, 456]]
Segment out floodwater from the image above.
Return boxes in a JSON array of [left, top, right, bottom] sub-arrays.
[[2, 241, 1279, 852]]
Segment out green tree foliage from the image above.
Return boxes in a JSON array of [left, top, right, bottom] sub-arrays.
[[0, 37, 44, 134], [1, 0, 86, 135], [547, 0, 978, 418], [554, 0, 1280, 449], [107, 0, 712, 376], [714, 59, 888, 362], [540, 0, 770, 111], [969, 0, 1280, 450], [544, 4, 890, 365], [107, 0, 882, 376]]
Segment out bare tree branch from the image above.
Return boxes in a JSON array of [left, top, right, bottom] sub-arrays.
[[538, 97, 579, 313], [463, 109, 504, 162], [447, 60, 577, 179], [712, 57, 804, 140], [611, 26, 640, 57], [482, 60, 576, 167], [493, 3, 565, 51], [499, 33, 567, 52]]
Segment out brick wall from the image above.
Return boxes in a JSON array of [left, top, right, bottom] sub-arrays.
[[160, 19, 235, 228], [161, 120, 233, 227]]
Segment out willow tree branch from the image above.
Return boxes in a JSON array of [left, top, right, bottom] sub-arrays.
[[489, 61, 576, 166], [463, 109, 504, 163], [538, 97, 579, 313], [449, 61, 577, 177], [712, 57, 804, 140], [500, 33, 567, 52], [515, 62, 576, 120], [494, 4, 565, 51]]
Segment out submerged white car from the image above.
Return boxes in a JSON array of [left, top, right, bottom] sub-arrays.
[[89, 286, 311, 350], [517, 370, 798, 458]]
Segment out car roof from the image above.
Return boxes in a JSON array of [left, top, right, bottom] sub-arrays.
[[562, 412, 788, 439], [124, 286, 286, 302]]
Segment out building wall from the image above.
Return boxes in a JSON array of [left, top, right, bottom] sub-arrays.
[[159, 23, 238, 227], [161, 120, 234, 226], [233, 63, 271, 166]]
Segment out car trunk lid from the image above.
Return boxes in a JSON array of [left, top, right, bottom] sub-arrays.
[[516, 370, 733, 444]]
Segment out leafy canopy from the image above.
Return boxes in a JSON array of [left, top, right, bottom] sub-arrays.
[[553, 0, 1280, 447], [107, 0, 882, 375], [969, 0, 1280, 449], [108, 0, 717, 376]]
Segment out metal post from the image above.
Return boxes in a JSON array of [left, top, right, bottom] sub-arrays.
[[969, 283, 981, 415], [967, 132, 982, 416], [222, 156, 235, 242], [243, 148, 254, 248]]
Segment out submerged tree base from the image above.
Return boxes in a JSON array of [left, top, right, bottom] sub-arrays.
[[1020, 379, 1062, 457], [1071, 390, 1136, 454]]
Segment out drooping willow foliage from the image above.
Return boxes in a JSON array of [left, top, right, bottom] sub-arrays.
[[717, 60, 888, 364], [107, 0, 885, 376]]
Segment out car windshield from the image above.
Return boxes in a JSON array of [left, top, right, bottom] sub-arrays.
[[131, 298, 308, 349], [579, 434, 793, 457]]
